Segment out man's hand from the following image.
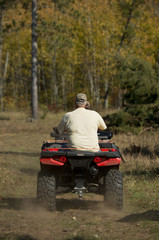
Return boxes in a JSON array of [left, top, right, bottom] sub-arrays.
[[53, 127, 59, 134]]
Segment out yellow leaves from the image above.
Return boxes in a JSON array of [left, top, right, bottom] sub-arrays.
[[130, 5, 159, 64], [38, 0, 55, 22]]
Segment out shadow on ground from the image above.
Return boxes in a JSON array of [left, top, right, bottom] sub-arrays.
[[117, 210, 159, 222], [123, 143, 159, 159], [0, 197, 102, 212], [65, 237, 86, 240], [0, 234, 36, 240], [123, 167, 159, 177], [0, 151, 39, 157]]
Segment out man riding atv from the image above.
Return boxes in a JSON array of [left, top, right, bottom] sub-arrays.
[[53, 93, 107, 152], [37, 93, 123, 211]]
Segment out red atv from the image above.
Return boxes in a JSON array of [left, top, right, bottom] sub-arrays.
[[37, 131, 123, 211]]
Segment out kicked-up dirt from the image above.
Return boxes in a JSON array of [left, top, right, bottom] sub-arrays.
[[0, 191, 159, 240]]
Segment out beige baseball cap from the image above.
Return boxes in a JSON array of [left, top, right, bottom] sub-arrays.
[[76, 93, 87, 103]]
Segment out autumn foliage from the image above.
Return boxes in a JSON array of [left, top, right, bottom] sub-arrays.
[[0, 0, 159, 112]]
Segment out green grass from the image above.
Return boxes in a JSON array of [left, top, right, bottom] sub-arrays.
[[65, 234, 99, 240]]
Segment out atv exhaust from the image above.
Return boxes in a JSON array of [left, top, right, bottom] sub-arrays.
[[89, 166, 99, 176], [74, 177, 86, 198], [87, 183, 99, 193]]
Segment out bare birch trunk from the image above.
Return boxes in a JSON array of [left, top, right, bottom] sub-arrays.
[[3, 52, 9, 80], [41, 57, 48, 106], [86, 3, 100, 108], [104, 30, 109, 109], [0, 51, 8, 111], [0, 7, 3, 111], [117, 89, 122, 110], [18, 47, 23, 98], [92, 47, 100, 108], [3, 51, 9, 98], [86, 4, 95, 104], [52, 50, 58, 107], [86, 38, 94, 99], [31, 0, 38, 119], [62, 75, 66, 110], [88, 68, 94, 98], [104, 79, 109, 109]]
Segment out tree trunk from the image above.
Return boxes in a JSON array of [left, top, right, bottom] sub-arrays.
[[117, 89, 122, 110], [18, 47, 23, 98], [103, 30, 109, 109], [2, 51, 9, 106], [31, 0, 38, 119], [93, 47, 99, 108], [52, 50, 58, 108], [104, 79, 109, 109], [41, 57, 48, 106], [62, 75, 66, 110], [0, 7, 3, 111], [88, 68, 94, 99]]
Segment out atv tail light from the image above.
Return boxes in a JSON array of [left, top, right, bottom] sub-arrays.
[[53, 156, 67, 163], [43, 148, 59, 151], [94, 156, 108, 163], [94, 157, 102, 163], [94, 156, 121, 166], [60, 156, 67, 163], [40, 156, 67, 166], [101, 149, 117, 152]]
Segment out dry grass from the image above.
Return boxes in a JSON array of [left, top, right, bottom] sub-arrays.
[[0, 111, 159, 192], [113, 133, 159, 174], [0, 111, 159, 240]]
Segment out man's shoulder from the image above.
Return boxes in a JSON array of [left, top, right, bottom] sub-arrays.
[[63, 110, 76, 119], [62, 111, 71, 121], [64, 109, 101, 118], [64, 111, 71, 116], [68, 108, 83, 115], [87, 109, 100, 116]]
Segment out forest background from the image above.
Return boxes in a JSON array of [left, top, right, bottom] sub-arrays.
[[0, 0, 159, 130]]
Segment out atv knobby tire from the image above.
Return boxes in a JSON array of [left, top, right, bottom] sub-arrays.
[[104, 169, 123, 210], [37, 171, 56, 211]]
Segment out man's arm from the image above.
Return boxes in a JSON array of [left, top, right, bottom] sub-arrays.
[[53, 113, 68, 135], [98, 114, 107, 130]]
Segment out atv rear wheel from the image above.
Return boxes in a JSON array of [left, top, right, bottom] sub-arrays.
[[104, 169, 123, 210], [37, 171, 56, 211]]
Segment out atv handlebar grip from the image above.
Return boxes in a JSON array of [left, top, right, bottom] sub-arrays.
[[50, 132, 67, 139], [50, 132, 57, 137]]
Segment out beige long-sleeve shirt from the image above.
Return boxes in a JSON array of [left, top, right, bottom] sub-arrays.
[[56, 108, 107, 152]]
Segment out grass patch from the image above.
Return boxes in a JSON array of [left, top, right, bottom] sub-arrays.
[[65, 233, 99, 240], [149, 226, 159, 240], [123, 174, 159, 210]]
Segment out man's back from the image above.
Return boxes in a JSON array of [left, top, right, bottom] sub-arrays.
[[57, 107, 106, 152]]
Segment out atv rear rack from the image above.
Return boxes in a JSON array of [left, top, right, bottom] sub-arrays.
[[50, 131, 113, 140], [41, 150, 120, 158]]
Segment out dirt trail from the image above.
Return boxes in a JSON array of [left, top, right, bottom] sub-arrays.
[[0, 193, 157, 240]]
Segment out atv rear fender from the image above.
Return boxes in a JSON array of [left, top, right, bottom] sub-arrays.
[[40, 151, 121, 167]]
